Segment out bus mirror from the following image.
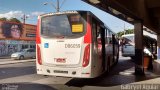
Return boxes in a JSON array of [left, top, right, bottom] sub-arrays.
[[72, 24, 83, 33]]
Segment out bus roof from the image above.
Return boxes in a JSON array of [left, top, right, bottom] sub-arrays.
[[39, 10, 89, 17]]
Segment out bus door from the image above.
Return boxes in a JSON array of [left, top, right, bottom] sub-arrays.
[[112, 34, 116, 63], [97, 26, 106, 71], [101, 27, 106, 71]]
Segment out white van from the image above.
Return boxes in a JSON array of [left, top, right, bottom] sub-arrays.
[[121, 34, 135, 59], [121, 32, 157, 59]]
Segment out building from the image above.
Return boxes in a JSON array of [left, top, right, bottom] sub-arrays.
[[0, 21, 36, 56]]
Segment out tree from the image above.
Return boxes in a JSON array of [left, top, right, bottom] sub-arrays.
[[0, 17, 8, 21], [117, 29, 134, 37], [8, 18, 21, 23], [117, 31, 124, 37]]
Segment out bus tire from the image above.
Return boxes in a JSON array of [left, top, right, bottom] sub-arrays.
[[107, 57, 110, 73], [115, 46, 119, 64], [115, 52, 119, 64]]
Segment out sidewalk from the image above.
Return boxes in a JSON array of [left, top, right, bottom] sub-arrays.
[[153, 59, 160, 74], [0, 55, 11, 59], [81, 60, 160, 90], [154, 59, 160, 64], [0, 55, 35, 65], [0, 59, 35, 65]]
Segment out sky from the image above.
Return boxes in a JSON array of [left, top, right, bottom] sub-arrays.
[[0, 0, 133, 33]]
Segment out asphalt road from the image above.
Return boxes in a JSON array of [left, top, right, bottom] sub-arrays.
[[0, 57, 160, 90], [0, 61, 74, 90]]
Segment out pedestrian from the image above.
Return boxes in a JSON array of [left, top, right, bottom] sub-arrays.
[[144, 45, 153, 70]]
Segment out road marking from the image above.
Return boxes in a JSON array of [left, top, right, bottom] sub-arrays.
[[0, 59, 35, 65]]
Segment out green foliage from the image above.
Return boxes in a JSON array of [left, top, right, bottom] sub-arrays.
[[8, 18, 21, 23], [0, 17, 7, 21], [0, 17, 21, 23], [117, 29, 134, 37]]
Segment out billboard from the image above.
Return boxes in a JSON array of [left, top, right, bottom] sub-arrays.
[[0, 21, 36, 40], [22, 24, 36, 40]]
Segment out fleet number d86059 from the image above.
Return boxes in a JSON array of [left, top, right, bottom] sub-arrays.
[[65, 44, 80, 48]]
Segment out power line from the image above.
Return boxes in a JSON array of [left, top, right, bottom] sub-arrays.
[[44, 0, 66, 12], [60, 0, 66, 9], [21, 14, 28, 24]]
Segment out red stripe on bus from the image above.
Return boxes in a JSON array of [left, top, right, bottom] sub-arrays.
[[37, 45, 42, 65], [82, 44, 90, 67], [84, 15, 91, 43], [36, 19, 41, 44]]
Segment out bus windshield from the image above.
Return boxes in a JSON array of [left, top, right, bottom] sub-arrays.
[[41, 13, 86, 38]]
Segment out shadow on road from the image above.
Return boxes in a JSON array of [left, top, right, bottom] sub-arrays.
[[0, 66, 36, 79], [0, 83, 57, 90], [65, 57, 160, 87]]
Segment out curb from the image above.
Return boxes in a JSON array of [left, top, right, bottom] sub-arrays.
[[0, 59, 35, 65], [154, 60, 160, 64], [0, 56, 11, 59]]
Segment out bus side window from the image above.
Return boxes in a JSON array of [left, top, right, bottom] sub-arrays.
[[92, 20, 98, 44], [96, 29, 100, 38], [107, 37, 112, 44], [97, 30, 101, 44], [96, 25, 101, 44], [96, 25, 101, 37]]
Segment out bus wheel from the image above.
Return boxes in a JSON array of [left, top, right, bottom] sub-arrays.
[[107, 57, 110, 73], [115, 47, 119, 64], [115, 52, 119, 64]]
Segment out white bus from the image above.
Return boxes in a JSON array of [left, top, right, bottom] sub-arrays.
[[36, 11, 119, 78], [121, 32, 157, 59]]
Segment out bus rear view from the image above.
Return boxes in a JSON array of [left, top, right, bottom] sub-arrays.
[[36, 11, 119, 78], [36, 11, 93, 78]]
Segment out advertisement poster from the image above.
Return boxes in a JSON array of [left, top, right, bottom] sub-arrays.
[[0, 21, 36, 40], [23, 24, 36, 40]]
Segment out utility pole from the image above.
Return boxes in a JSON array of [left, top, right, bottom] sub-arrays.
[[124, 22, 125, 35], [57, 0, 60, 12], [21, 14, 28, 24], [44, 0, 65, 12]]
